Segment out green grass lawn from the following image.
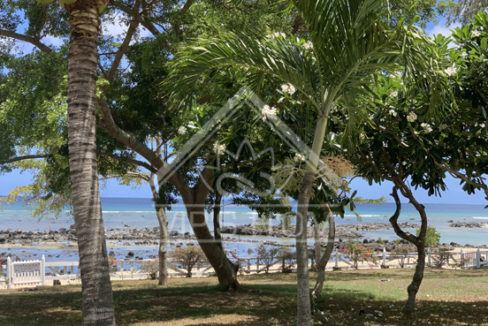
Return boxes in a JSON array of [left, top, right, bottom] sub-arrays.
[[0, 268, 487, 325]]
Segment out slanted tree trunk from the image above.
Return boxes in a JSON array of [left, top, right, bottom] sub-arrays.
[[186, 203, 239, 289], [180, 182, 238, 290], [66, 3, 115, 325], [389, 184, 428, 314], [312, 204, 335, 299]]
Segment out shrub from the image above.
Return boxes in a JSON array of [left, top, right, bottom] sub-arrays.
[[257, 244, 279, 273], [170, 246, 206, 277], [280, 251, 296, 273], [416, 226, 441, 248], [343, 242, 376, 269], [140, 259, 159, 280]]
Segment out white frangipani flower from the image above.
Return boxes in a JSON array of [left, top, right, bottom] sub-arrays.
[[472, 30, 481, 38], [407, 112, 417, 123], [481, 123, 486, 128], [382, 141, 388, 148], [303, 41, 313, 50], [213, 143, 226, 154], [281, 83, 296, 95], [445, 66, 457, 77], [267, 32, 286, 39], [460, 51, 468, 59], [177, 126, 187, 135], [187, 121, 198, 129], [294, 153, 305, 162], [261, 105, 277, 120], [388, 109, 397, 117], [421, 122, 433, 134], [402, 161, 407, 166], [389, 90, 398, 99]]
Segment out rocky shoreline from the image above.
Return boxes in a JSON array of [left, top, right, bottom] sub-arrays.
[[219, 222, 419, 239], [0, 221, 486, 252], [448, 222, 488, 228]]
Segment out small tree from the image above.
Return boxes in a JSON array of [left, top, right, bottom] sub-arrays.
[[257, 244, 279, 274], [417, 226, 440, 248], [343, 242, 376, 269], [170, 246, 206, 278]]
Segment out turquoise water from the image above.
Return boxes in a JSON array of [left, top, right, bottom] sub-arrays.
[[1, 198, 487, 262]]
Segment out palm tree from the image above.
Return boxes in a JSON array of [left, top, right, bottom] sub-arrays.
[[49, 0, 115, 324], [166, 1, 448, 324]]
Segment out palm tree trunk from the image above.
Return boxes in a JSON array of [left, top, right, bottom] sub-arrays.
[[312, 204, 335, 299], [67, 5, 115, 325], [296, 114, 329, 326], [149, 175, 169, 286], [156, 206, 169, 286]]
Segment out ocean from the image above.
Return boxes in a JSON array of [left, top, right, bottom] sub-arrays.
[[1, 198, 487, 262]]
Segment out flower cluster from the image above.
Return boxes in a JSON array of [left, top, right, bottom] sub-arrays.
[[407, 112, 417, 123], [303, 41, 313, 50], [281, 83, 296, 95], [261, 105, 278, 121]]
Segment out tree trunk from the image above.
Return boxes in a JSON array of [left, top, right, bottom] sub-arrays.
[[295, 113, 329, 326], [312, 204, 335, 299], [186, 202, 238, 290], [213, 193, 223, 251], [156, 206, 169, 286], [67, 5, 115, 326], [405, 243, 425, 313], [149, 175, 169, 287], [389, 185, 428, 314], [296, 171, 315, 326]]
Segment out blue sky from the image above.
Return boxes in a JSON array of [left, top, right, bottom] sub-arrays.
[[2, 7, 486, 205], [0, 169, 486, 204]]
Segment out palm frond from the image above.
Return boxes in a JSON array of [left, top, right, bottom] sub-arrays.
[[164, 34, 320, 108]]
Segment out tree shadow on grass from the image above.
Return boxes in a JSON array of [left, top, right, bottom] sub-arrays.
[[0, 278, 487, 326], [315, 287, 488, 326]]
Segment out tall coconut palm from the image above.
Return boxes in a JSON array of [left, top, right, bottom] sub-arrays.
[[166, 1, 449, 324], [37, 0, 115, 324]]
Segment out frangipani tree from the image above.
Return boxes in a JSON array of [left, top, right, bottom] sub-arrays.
[[165, 1, 451, 323], [345, 36, 457, 311]]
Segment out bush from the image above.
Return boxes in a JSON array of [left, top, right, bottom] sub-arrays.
[[343, 242, 376, 269], [416, 226, 441, 248], [257, 244, 279, 273], [170, 246, 206, 277], [140, 259, 159, 280], [280, 251, 296, 273]]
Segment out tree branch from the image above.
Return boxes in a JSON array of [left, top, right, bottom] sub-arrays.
[[389, 186, 418, 244], [1, 154, 51, 164], [0, 29, 53, 54], [102, 152, 157, 173], [107, 0, 142, 82], [435, 161, 488, 199]]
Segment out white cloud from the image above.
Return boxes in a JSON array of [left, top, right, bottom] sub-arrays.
[[43, 35, 66, 47], [428, 22, 461, 37]]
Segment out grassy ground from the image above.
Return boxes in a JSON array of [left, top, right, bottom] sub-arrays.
[[0, 268, 487, 325]]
